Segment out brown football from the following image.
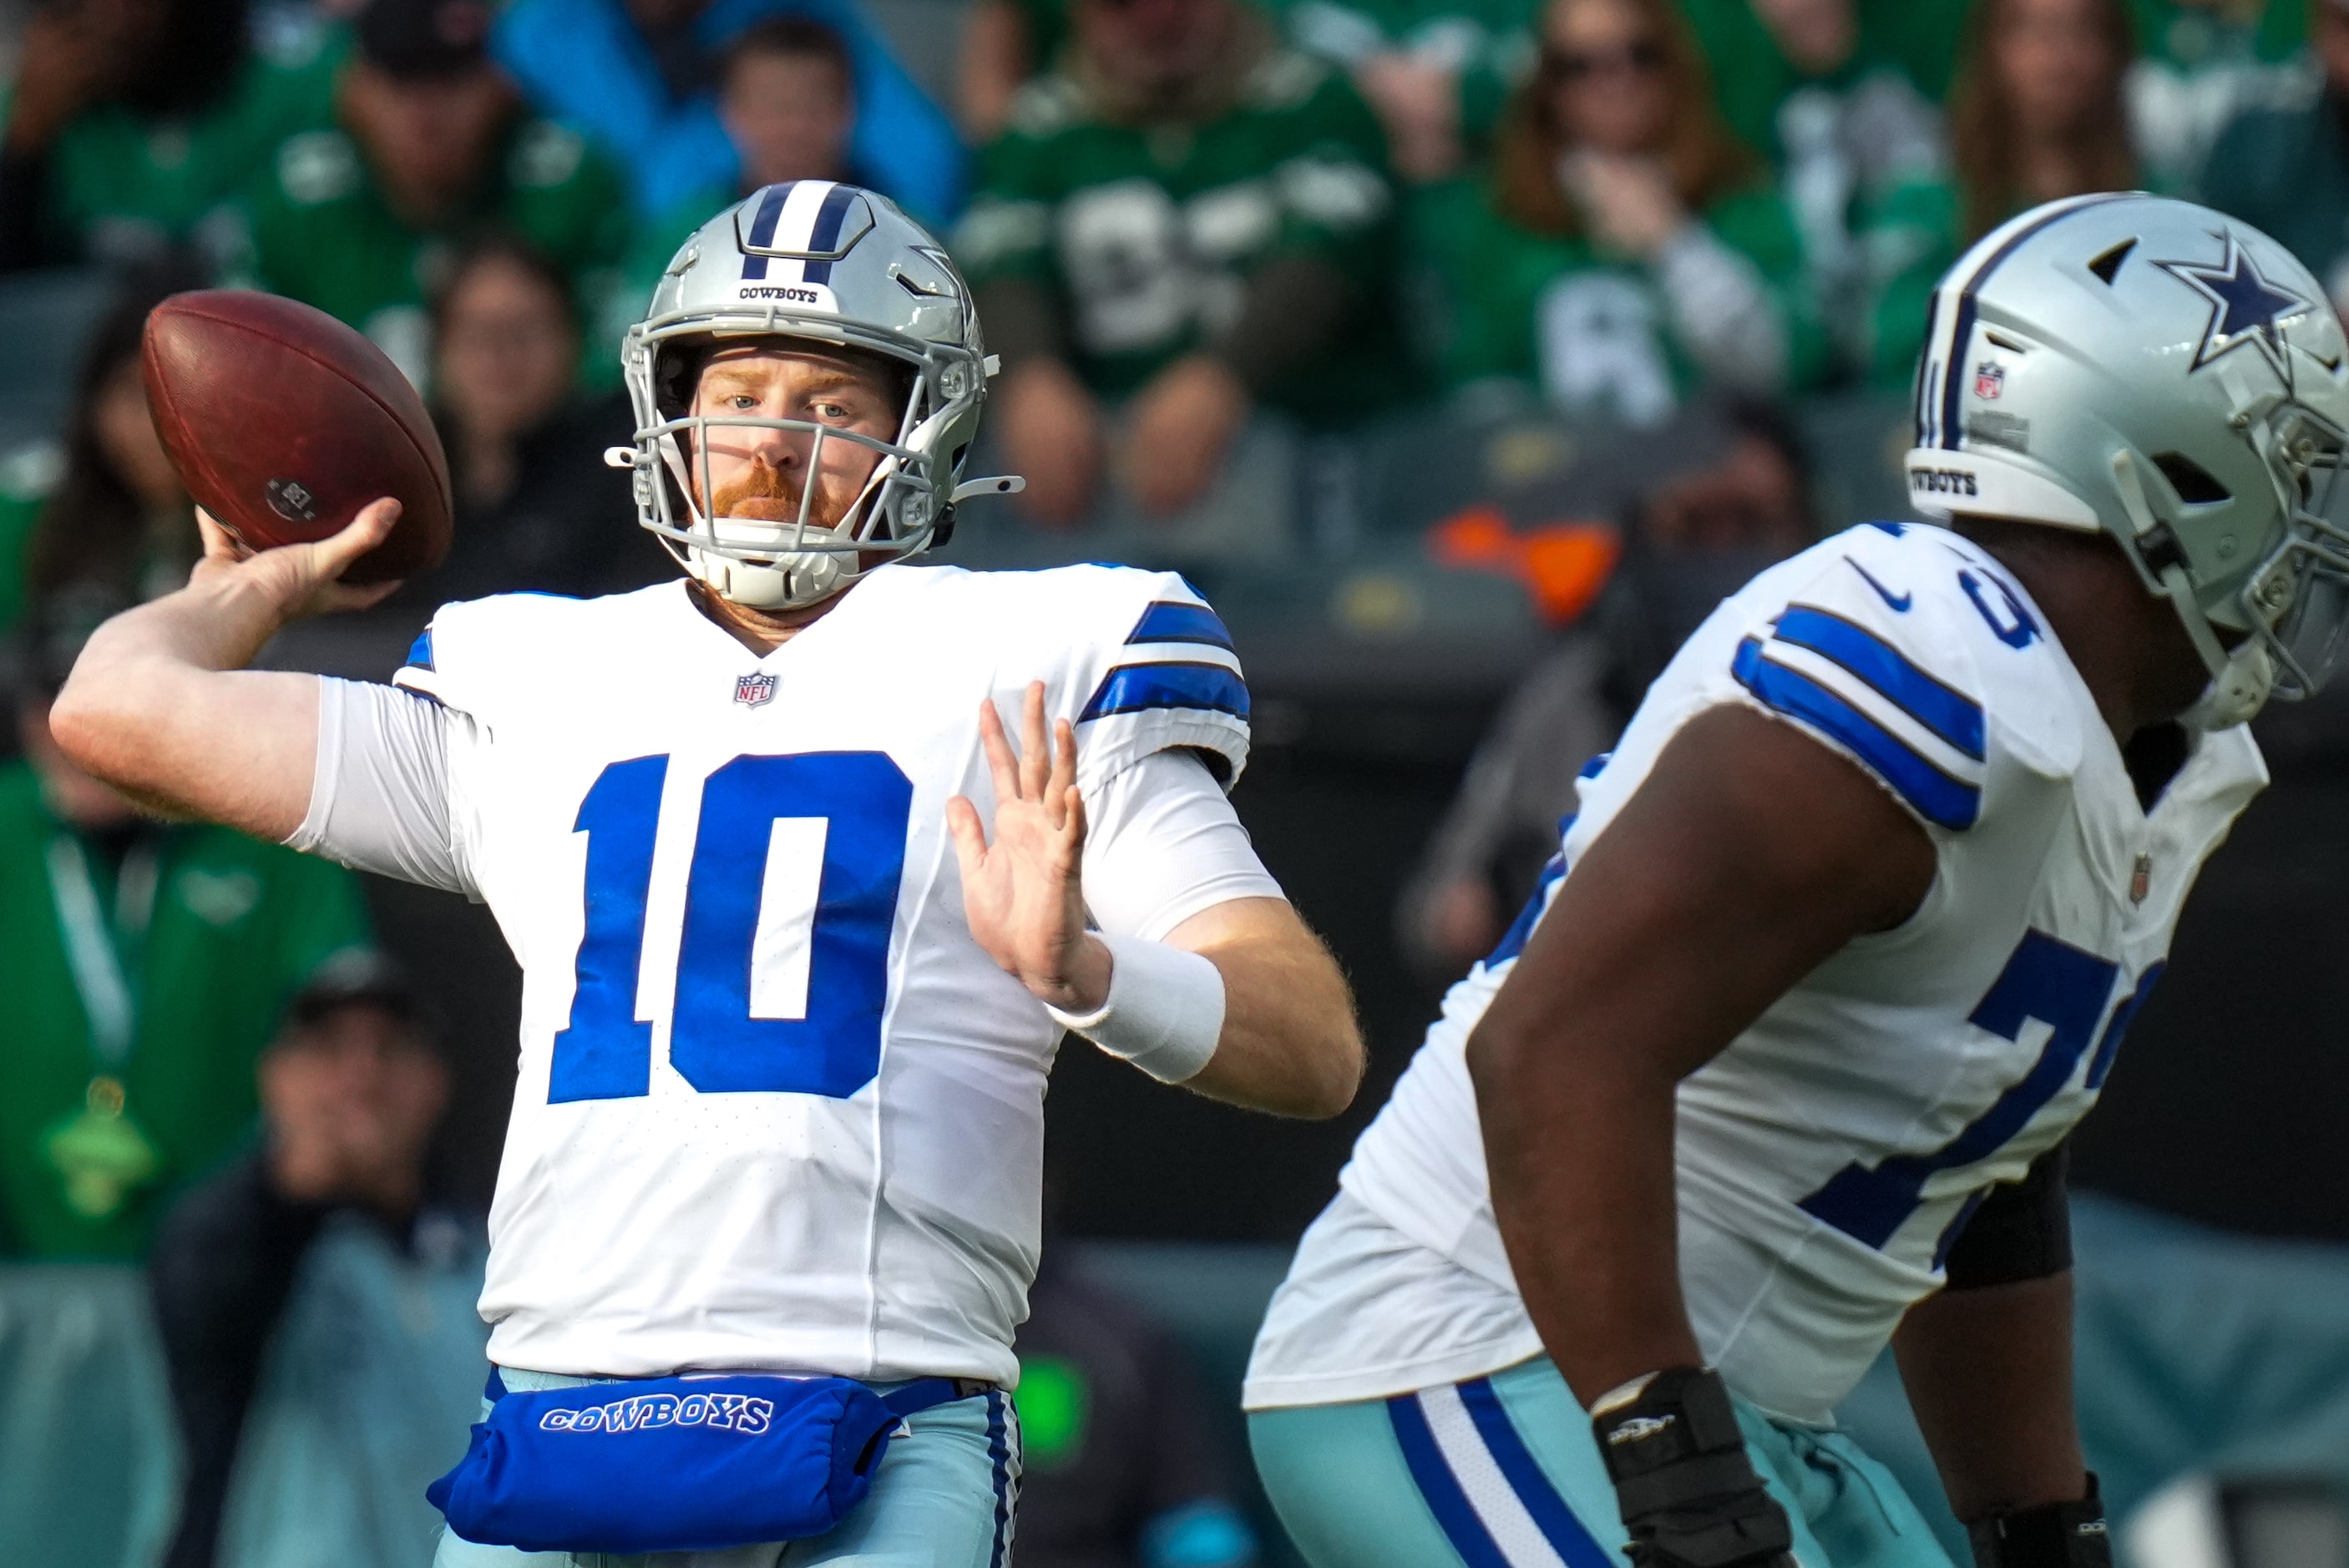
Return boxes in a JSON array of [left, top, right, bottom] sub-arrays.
[[141, 291, 453, 585]]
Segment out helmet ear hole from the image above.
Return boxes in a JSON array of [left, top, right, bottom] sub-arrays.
[[2151, 452, 2231, 506]]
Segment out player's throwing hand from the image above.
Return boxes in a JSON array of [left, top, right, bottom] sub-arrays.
[[948, 680, 1111, 1014], [191, 498, 406, 622]]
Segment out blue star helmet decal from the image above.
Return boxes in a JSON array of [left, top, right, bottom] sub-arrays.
[[2156, 232, 2314, 374]]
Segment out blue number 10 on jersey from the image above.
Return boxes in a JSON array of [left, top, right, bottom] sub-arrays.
[[549, 752, 914, 1105]]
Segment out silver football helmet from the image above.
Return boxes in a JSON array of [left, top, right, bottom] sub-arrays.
[[610, 180, 1023, 609], [1904, 192, 2349, 727]]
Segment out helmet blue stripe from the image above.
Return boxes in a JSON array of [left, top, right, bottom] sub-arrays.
[[1937, 192, 2141, 450], [739, 183, 794, 281], [1913, 291, 1939, 445], [802, 184, 859, 286]]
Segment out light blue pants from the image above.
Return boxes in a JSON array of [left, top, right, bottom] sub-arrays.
[[432, 1368, 1020, 1568], [1248, 1357, 1955, 1568]]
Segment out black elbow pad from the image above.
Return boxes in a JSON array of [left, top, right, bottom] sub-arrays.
[[1942, 1144, 2072, 1292]]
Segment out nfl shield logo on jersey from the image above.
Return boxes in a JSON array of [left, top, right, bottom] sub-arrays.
[[734, 673, 777, 708], [1974, 362, 2005, 399]]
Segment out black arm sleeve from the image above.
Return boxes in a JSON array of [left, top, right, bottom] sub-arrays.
[[148, 1151, 329, 1568], [1941, 1142, 2073, 1292]]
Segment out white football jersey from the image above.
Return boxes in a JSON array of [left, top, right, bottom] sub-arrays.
[[391, 564, 1255, 1384], [1248, 523, 2266, 1423]]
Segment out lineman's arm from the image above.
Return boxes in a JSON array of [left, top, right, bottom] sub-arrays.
[[1895, 1146, 2090, 1524], [48, 503, 402, 838], [949, 684, 1363, 1120], [1463, 703, 1936, 1406]]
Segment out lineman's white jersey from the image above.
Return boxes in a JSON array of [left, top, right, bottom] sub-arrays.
[[377, 564, 1265, 1385], [1247, 522, 2265, 1424]]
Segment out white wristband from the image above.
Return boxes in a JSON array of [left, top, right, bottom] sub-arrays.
[[1045, 933, 1226, 1084]]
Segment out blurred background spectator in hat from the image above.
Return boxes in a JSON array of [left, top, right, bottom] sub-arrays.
[[225, 0, 634, 391], [0, 0, 339, 274], [0, 589, 374, 1263], [490, 0, 964, 226], [149, 948, 455, 1568], [955, 0, 1404, 531], [1409, 0, 1824, 429]]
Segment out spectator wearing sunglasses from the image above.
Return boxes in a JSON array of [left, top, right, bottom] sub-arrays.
[[1678, 0, 1960, 387], [1410, 0, 1824, 427], [224, 0, 635, 392]]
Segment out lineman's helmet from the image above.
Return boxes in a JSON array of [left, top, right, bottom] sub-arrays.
[[1905, 193, 2349, 727], [612, 180, 1022, 609]]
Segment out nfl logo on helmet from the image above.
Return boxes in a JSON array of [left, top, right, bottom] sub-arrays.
[[1973, 362, 2005, 399], [734, 673, 777, 708]]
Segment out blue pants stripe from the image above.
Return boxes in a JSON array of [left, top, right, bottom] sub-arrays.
[[985, 1389, 1013, 1568], [1386, 1393, 1515, 1568], [1456, 1378, 1614, 1568]]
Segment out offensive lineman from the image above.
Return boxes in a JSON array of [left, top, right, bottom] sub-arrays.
[[1245, 195, 2349, 1568], [51, 184, 1363, 1565]]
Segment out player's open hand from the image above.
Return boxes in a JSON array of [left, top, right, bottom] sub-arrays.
[[947, 681, 1111, 1014], [190, 498, 404, 621]]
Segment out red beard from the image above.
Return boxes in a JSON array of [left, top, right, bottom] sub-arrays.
[[706, 457, 845, 529]]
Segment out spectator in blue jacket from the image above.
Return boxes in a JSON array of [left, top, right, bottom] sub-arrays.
[[490, 0, 965, 223]]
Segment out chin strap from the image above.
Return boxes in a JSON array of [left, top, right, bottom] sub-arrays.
[[2111, 450, 2272, 730]]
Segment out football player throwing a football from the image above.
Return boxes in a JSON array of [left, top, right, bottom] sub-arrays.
[[53, 183, 1362, 1566], [1244, 195, 2349, 1568]]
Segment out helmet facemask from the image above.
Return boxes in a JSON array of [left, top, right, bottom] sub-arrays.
[[2114, 393, 2349, 729], [632, 325, 949, 609], [612, 184, 1021, 609], [2237, 402, 2349, 701]]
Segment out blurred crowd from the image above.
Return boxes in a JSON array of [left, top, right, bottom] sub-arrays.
[[2, 0, 2346, 620], [8, 1, 2349, 1565]]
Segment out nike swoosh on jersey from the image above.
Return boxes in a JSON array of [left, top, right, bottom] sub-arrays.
[[1846, 558, 1913, 612]]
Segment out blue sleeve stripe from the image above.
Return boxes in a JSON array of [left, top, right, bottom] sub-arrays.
[[1126, 599, 1234, 650], [404, 629, 434, 671], [1772, 605, 1984, 760], [1078, 661, 1250, 723], [1734, 637, 1981, 830]]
